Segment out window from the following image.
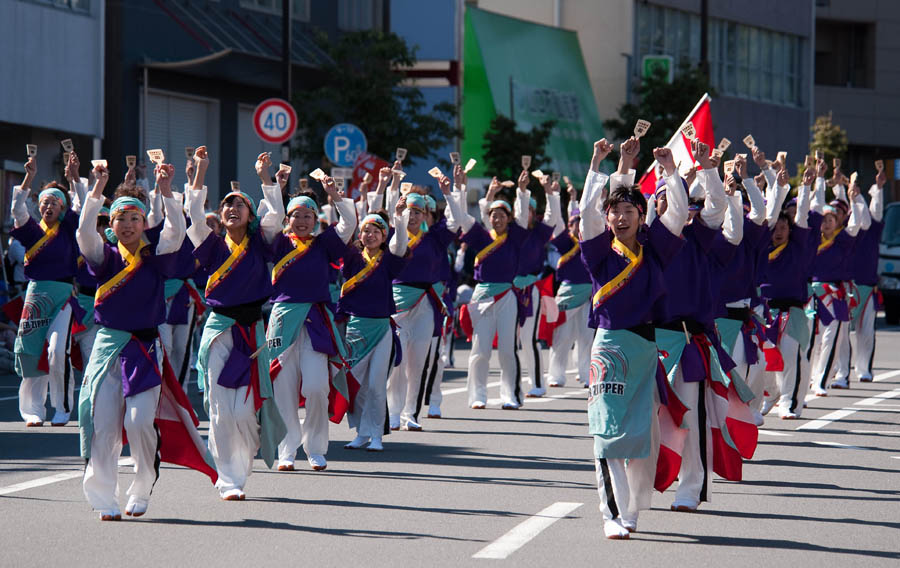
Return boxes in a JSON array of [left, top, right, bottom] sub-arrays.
[[338, 0, 384, 31], [815, 20, 874, 88], [635, 3, 806, 107], [239, 0, 310, 21]]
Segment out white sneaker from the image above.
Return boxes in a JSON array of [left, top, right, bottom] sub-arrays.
[[501, 402, 520, 410], [366, 437, 383, 452], [670, 501, 698, 512], [125, 496, 149, 517], [99, 509, 122, 521], [547, 378, 564, 388], [779, 411, 798, 420], [603, 519, 630, 539], [526, 387, 546, 398], [811, 387, 828, 397], [471, 401, 486, 409], [751, 410, 765, 426], [307, 454, 327, 471], [220, 488, 245, 501], [760, 398, 776, 416], [277, 459, 295, 471], [830, 377, 850, 389], [24, 415, 44, 427], [427, 405, 441, 418], [859, 375, 873, 383], [50, 411, 70, 426], [344, 436, 370, 449], [620, 517, 637, 533], [401, 418, 423, 431], [388, 415, 401, 431]]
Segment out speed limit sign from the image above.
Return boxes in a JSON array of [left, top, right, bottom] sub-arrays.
[[252, 98, 298, 144]]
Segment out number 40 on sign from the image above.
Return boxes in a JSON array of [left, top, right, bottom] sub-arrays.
[[253, 98, 298, 145]]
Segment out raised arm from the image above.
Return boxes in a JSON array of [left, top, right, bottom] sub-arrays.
[[655, 147, 688, 236], [77, 164, 110, 265], [187, 146, 212, 247], [155, 163, 187, 255], [513, 169, 530, 230], [11, 157, 36, 228], [765, 168, 790, 229], [325, 177, 357, 244], [439, 174, 472, 233], [871, 170, 886, 222], [544, 179, 563, 236], [385, 161, 403, 218], [721, 175, 744, 245], [257, 153, 288, 244], [694, 141, 727, 228], [846, 184, 863, 237], [810, 167, 826, 214], [736, 154, 764, 226], [388, 198, 410, 256]]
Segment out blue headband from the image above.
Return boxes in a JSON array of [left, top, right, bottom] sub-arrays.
[[99, 206, 110, 217], [287, 195, 318, 215], [424, 195, 436, 211], [39, 188, 68, 220], [489, 200, 512, 214], [529, 197, 537, 210], [223, 191, 257, 212], [361, 214, 388, 233], [406, 193, 427, 212], [109, 197, 148, 219]]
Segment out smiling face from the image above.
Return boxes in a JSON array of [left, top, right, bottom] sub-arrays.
[[407, 207, 426, 233], [111, 211, 146, 248], [288, 207, 317, 238], [39, 195, 63, 225], [606, 202, 643, 242], [361, 223, 386, 251], [219, 195, 251, 231], [821, 212, 838, 236], [489, 207, 510, 234]]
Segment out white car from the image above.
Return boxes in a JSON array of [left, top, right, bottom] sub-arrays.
[[878, 202, 900, 324]]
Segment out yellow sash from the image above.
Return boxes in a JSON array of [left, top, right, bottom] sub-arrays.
[[817, 227, 842, 255], [205, 233, 249, 296], [768, 242, 787, 262], [94, 240, 146, 306], [474, 230, 507, 266], [556, 233, 581, 269], [592, 238, 643, 308], [271, 234, 313, 285], [24, 220, 60, 264], [77, 255, 85, 268], [341, 249, 383, 297], [407, 228, 425, 251]]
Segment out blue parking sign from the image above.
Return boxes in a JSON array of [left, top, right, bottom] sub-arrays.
[[324, 123, 367, 167]]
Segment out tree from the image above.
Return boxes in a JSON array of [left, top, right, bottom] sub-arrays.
[[481, 115, 555, 206], [293, 30, 459, 169], [604, 65, 712, 174], [789, 112, 849, 189]]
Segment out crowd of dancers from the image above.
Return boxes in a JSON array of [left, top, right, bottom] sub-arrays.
[[6, 134, 884, 536]]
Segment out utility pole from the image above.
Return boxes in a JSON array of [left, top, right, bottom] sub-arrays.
[[281, 0, 293, 170], [700, 0, 709, 80]]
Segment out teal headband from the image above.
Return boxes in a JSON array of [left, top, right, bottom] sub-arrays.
[[287, 195, 318, 215], [406, 193, 427, 212], [39, 188, 68, 213], [529, 197, 537, 209], [99, 207, 110, 217], [361, 214, 388, 233], [223, 191, 257, 212], [109, 197, 148, 219], [424, 195, 436, 211], [489, 200, 512, 214]]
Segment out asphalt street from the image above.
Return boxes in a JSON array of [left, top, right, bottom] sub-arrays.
[[1, 325, 899, 567]]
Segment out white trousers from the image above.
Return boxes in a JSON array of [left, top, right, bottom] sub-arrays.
[[547, 301, 592, 386], [206, 331, 260, 493], [518, 286, 543, 389], [850, 294, 876, 380], [348, 329, 394, 440], [774, 333, 811, 416], [466, 291, 520, 406], [672, 366, 713, 507], [594, 407, 659, 523], [18, 303, 73, 422], [158, 301, 196, 389], [388, 298, 434, 424], [810, 316, 843, 391], [274, 326, 330, 461], [82, 350, 161, 512], [75, 325, 98, 373]]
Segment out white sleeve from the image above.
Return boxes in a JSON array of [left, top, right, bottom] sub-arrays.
[[385, 188, 400, 221], [11, 186, 31, 228], [545, 193, 563, 237], [698, 168, 727, 229], [722, 193, 744, 246], [444, 190, 472, 233], [187, 186, 211, 247], [69, 177, 89, 214], [389, 209, 410, 256], [76, 195, 106, 265], [855, 193, 872, 231], [646, 194, 658, 226], [260, 184, 286, 244], [765, 182, 789, 229], [147, 189, 164, 229], [869, 185, 884, 223], [833, 183, 847, 203], [156, 196, 187, 256], [741, 177, 765, 226], [368, 190, 383, 212], [761, 167, 777, 193], [579, 170, 611, 215], [810, 179, 826, 213], [659, 172, 688, 236], [334, 198, 358, 244], [454, 246, 465, 272], [478, 197, 491, 227], [608, 169, 635, 192], [513, 188, 530, 230], [795, 184, 811, 229], [846, 195, 863, 237]]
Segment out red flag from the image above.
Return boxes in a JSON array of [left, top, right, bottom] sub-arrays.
[[638, 94, 715, 196], [351, 152, 391, 200]]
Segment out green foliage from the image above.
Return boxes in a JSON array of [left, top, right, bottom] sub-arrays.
[[293, 30, 459, 168], [481, 115, 556, 205], [789, 112, 849, 188], [604, 64, 712, 174]]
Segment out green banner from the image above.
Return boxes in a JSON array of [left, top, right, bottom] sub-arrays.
[[462, 7, 605, 180]]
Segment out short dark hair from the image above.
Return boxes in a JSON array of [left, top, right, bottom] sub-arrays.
[[776, 212, 794, 229], [603, 185, 646, 215]]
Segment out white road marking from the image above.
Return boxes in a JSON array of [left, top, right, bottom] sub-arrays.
[[874, 369, 900, 382], [473, 502, 582, 559], [525, 390, 587, 404], [797, 382, 900, 430], [442, 381, 500, 397], [854, 388, 900, 405], [0, 458, 131, 496], [0, 395, 19, 402], [797, 409, 858, 431], [758, 429, 793, 437], [811, 441, 865, 450], [850, 430, 900, 435]]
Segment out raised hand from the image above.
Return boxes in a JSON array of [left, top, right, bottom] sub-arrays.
[[653, 147, 676, 176], [22, 157, 37, 189], [735, 154, 748, 178], [752, 147, 767, 169], [876, 169, 887, 188], [816, 158, 827, 179], [693, 140, 714, 170], [255, 152, 272, 184], [724, 174, 737, 196], [438, 174, 452, 195], [802, 167, 815, 187], [591, 138, 613, 171], [487, 177, 500, 201], [517, 169, 529, 190], [275, 166, 290, 189], [322, 175, 340, 200]]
